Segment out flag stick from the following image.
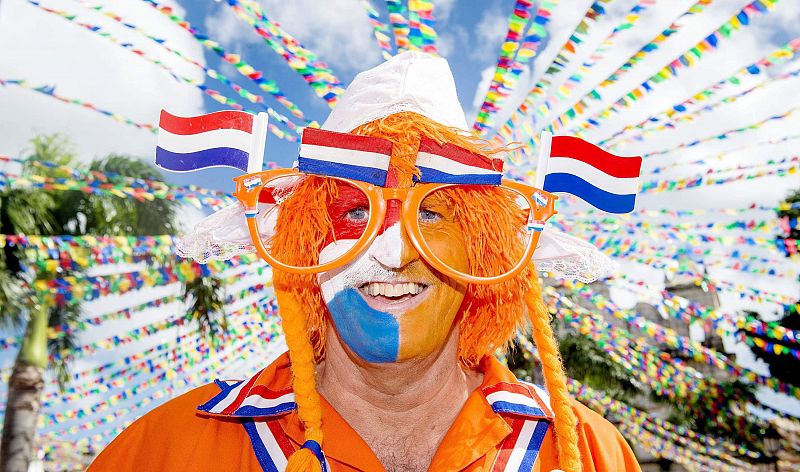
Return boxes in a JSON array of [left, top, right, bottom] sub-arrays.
[[535, 130, 552, 189], [248, 112, 270, 173]]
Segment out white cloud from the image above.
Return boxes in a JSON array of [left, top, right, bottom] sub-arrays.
[[470, 5, 508, 62], [437, 23, 468, 58], [0, 0, 205, 161], [204, 0, 384, 75], [434, 0, 457, 21]]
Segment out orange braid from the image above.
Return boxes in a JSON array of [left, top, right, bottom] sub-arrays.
[[525, 285, 582, 471], [274, 281, 324, 472]]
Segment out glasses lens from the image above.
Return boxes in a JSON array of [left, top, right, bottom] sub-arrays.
[[254, 176, 371, 268], [418, 186, 533, 278]]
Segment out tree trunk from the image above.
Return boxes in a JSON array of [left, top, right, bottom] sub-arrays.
[[1, 304, 49, 472]]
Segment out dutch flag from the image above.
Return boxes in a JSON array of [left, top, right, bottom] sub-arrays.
[[417, 138, 504, 185], [155, 109, 269, 174], [536, 132, 642, 214], [298, 128, 393, 186]]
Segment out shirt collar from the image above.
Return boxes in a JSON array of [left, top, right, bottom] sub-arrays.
[[196, 353, 296, 419], [197, 353, 552, 421], [196, 353, 553, 470]]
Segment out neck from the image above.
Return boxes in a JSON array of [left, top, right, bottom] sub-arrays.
[[317, 327, 482, 470]]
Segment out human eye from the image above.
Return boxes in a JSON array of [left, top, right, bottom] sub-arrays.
[[344, 206, 369, 222], [419, 208, 443, 222]]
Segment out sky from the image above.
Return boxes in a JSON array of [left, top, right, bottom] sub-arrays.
[[1, 0, 800, 455]]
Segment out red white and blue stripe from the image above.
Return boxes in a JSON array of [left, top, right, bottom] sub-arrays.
[[156, 109, 267, 173], [417, 138, 504, 185], [298, 128, 393, 186], [198, 378, 296, 417], [242, 418, 295, 472], [485, 382, 553, 472], [542, 135, 642, 214], [484, 382, 552, 418], [198, 377, 321, 472]]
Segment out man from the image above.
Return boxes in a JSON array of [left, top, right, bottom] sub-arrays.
[[89, 51, 640, 472]]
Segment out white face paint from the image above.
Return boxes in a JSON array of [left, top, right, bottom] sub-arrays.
[[318, 223, 408, 304]]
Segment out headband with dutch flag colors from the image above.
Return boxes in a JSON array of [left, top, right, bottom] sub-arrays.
[[155, 109, 269, 174], [536, 132, 642, 214], [298, 128, 505, 186], [417, 138, 504, 185], [298, 128, 393, 186]]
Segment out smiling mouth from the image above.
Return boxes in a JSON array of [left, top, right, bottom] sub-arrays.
[[358, 281, 429, 309]]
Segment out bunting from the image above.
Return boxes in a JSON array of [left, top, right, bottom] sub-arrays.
[[472, 0, 539, 132], [607, 58, 800, 148], [75, 0, 308, 125], [137, 0, 315, 122], [386, 0, 411, 51], [554, 0, 782, 134], [407, 0, 438, 54], [222, 0, 345, 105], [29, 1, 298, 141], [360, 0, 394, 59], [0, 79, 154, 133]]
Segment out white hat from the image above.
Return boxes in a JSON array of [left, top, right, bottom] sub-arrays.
[[176, 52, 616, 282], [322, 51, 469, 132]]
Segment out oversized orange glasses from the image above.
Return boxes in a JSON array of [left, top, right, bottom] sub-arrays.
[[233, 169, 557, 284]]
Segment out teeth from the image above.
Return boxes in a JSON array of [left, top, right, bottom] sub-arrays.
[[362, 282, 426, 298]]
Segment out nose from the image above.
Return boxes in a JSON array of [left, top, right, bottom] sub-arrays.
[[369, 200, 419, 269]]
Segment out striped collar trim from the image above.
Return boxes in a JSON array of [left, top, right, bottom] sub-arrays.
[[197, 374, 296, 418], [198, 371, 551, 422], [482, 381, 554, 420]]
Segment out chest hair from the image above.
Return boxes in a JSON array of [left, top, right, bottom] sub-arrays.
[[363, 430, 436, 472]]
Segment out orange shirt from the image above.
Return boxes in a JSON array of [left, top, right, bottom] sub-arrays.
[[89, 352, 640, 472]]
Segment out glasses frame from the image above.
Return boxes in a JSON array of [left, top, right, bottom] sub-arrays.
[[233, 168, 557, 284]]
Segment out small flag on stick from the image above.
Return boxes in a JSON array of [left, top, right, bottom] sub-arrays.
[[156, 109, 269, 173], [535, 132, 642, 214]]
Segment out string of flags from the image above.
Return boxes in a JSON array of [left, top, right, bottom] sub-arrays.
[[407, 0, 438, 54], [516, 335, 761, 467], [599, 37, 800, 147], [560, 281, 800, 398], [386, 0, 411, 51], [0, 170, 234, 210], [641, 106, 800, 159], [608, 63, 800, 149], [499, 0, 717, 145], [516, 0, 658, 134], [552, 0, 781, 135], [74, 0, 307, 130], [222, 0, 345, 105], [136, 0, 311, 122], [0, 79, 155, 133], [475, 0, 571, 133], [360, 0, 394, 60], [28, 0, 300, 142]]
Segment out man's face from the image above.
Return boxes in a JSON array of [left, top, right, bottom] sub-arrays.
[[316, 182, 468, 363]]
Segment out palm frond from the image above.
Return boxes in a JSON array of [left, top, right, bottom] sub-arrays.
[[183, 273, 228, 348], [47, 301, 81, 392]]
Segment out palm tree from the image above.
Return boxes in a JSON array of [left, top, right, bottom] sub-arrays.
[[0, 135, 229, 471]]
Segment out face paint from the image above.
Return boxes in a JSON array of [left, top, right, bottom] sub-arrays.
[[318, 182, 468, 363]]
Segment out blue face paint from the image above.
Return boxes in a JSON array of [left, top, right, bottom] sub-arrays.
[[326, 288, 399, 363]]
